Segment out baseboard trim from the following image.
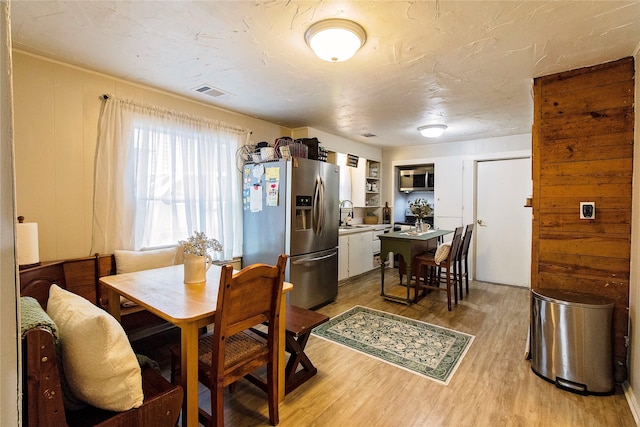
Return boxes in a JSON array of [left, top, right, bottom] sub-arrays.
[[623, 381, 640, 425]]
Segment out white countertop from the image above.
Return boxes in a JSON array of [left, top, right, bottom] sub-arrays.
[[338, 224, 392, 235]]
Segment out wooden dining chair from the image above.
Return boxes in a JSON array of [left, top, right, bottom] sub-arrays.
[[413, 227, 463, 310], [457, 223, 474, 300], [169, 254, 288, 427]]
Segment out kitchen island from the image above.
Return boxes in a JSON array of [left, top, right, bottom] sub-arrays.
[[379, 229, 453, 304]]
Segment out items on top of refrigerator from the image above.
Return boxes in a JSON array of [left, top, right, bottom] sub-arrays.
[[298, 137, 327, 161], [274, 137, 308, 159]]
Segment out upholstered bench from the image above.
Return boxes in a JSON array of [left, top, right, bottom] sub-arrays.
[[21, 293, 183, 427], [19, 249, 181, 341]]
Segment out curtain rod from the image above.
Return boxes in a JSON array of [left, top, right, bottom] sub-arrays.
[[99, 93, 253, 135]]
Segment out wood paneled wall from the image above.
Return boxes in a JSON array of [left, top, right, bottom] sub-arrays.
[[532, 57, 634, 380]]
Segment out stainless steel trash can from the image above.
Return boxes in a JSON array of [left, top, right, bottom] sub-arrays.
[[530, 289, 614, 395]]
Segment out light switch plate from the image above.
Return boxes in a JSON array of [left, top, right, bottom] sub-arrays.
[[580, 202, 595, 219]]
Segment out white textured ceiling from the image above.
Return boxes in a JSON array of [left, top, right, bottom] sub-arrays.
[[9, 1, 640, 148]]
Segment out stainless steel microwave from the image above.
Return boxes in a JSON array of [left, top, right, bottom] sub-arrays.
[[399, 168, 434, 192]]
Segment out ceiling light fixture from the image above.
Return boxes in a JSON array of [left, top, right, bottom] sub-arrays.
[[305, 18, 366, 62], [418, 124, 448, 138]]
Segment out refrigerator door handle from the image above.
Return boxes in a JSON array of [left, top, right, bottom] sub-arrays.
[[318, 176, 325, 235], [313, 175, 322, 235], [291, 251, 337, 264]]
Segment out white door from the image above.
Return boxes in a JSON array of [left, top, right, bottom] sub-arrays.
[[476, 158, 531, 287]]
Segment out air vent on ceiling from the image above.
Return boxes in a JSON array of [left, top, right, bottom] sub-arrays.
[[361, 133, 377, 138], [193, 84, 226, 98]]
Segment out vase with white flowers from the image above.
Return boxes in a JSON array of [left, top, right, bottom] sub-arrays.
[[408, 198, 433, 232], [178, 231, 223, 284]]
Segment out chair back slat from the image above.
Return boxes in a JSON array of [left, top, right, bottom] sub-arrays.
[[460, 223, 474, 258], [448, 227, 464, 262]]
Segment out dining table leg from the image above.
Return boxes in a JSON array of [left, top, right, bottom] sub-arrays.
[[107, 288, 121, 322], [181, 323, 199, 427], [405, 259, 413, 302], [379, 241, 414, 304], [278, 297, 286, 402]]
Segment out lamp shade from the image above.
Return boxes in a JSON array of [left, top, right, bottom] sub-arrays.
[[305, 19, 366, 62], [418, 124, 448, 138]]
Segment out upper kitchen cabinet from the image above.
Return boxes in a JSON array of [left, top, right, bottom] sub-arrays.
[[328, 152, 353, 203], [352, 158, 381, 208], [433, 158, 463, 229]]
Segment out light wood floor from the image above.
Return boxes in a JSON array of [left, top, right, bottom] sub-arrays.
[[141, 268, 636, 426]]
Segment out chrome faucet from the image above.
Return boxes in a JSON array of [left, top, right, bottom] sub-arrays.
[[339, 200, 354, 226]]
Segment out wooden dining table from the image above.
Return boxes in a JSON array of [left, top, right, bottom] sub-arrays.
[[100, 263, 293, 427], [379, 229, 452, 304]]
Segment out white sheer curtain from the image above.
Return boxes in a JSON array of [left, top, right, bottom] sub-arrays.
[[91, 97, 248, 260]]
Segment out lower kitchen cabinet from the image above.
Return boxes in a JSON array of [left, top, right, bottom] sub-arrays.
[[349, 231, 373, 277], [339, 231, 374, 280], [338, 235, 349, 281]]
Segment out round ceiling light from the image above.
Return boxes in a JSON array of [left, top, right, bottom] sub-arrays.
[[418, 124, 448, 138], [305, 19, 366, 62]]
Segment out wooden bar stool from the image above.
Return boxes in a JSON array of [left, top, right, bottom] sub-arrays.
[[457, 223, 474, 300], [413, 227, 463, 311]]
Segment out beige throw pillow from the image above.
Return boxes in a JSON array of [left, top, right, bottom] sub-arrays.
[[114, 247, 180, 306], [114, 246, 180, 274], [47, 285, 143, 412], [434, 243, 451, 265]]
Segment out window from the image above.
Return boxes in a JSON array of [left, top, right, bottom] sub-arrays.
[[92, 97, 247, 261]]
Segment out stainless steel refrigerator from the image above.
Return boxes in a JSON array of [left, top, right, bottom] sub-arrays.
[[242, 157, 340, 309]]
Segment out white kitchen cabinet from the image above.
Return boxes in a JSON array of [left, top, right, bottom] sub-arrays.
[[434, 157, 463, 216], [338, 230, 376, 280], [348, 231, 373, 277], [350, 157, 367, 207], [338, 235, 349, 281], [434, 158, 464, 229], [372, 228, 385, 255]]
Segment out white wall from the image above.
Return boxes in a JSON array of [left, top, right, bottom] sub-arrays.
[[12, 51, 286, 262], [381, 133, 532, 223], [1, 1, 19, 425], [625, 47, 640, 423], [291, 126, 382, 161]]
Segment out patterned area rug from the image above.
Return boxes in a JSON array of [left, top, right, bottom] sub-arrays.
[[312, 306, 474, 385]]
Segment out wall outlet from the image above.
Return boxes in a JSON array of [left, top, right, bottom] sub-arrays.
[[580, 202, 595, 220]]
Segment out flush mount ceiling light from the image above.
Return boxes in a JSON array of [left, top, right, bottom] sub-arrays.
[[305, 18, 366, 62], [418, 124, 448, 138]]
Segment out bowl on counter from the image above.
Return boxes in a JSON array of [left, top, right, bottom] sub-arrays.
[[363, 215, 379, 224]]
